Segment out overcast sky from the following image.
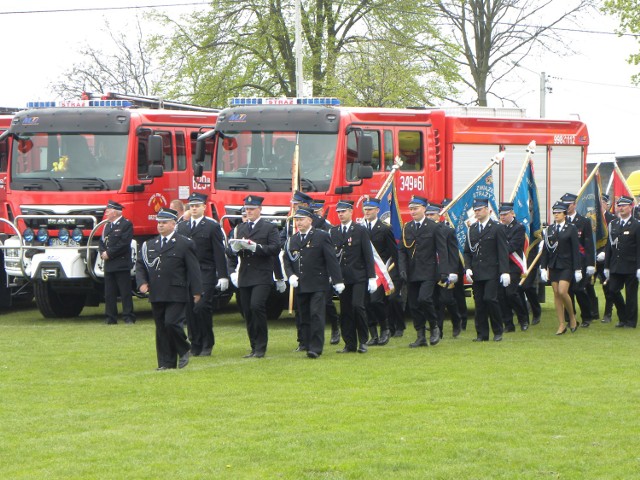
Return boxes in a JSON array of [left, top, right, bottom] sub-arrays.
[[1, 0, 639, 156]]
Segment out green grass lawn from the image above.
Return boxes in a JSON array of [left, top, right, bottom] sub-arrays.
[[1, 294, 639, 479]]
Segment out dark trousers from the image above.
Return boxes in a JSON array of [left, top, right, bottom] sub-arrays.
[[499, 273, 529, 328], [366, 285, 388, 334], [151, 302, 190, 368], [435, 284, 462, 334], [471, 278, 503, 339], [339, 282, 369, 350], [104, 270, 135, 323], [596, 263, 618, 317], [387, 280, 406, 333], [407, 279, 437, 332], [609, 273, 638, 327], [570, 270, 595, 321], [186, 281, 215, 354], [327, 297, 339, 332], [298, 290, 327, 355], [519, 285, 542, 319], [239, 284, 272, 354]]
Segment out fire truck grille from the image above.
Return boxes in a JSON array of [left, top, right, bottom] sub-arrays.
[[20, 207, 105, 230]]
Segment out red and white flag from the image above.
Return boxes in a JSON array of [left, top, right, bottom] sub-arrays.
[[372, 243, 395, 295]]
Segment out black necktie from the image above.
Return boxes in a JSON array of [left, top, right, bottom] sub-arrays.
[[416, 222, 421, 230], [162, 237, 167, 249], [249, 222, 254, 231], [367, 222, 372, 231], [191, 220, 196, 231], [478, 224, 482, 233], [301, 233, 306, 242], [342, 226, 347, 234]]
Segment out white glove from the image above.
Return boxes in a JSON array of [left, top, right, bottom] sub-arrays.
[[574, 270, 583, 283], [465, 269, 473, 283], [230, 240, 242, 252], [334, 283, 345, 294], [500, 273, 511, 287], [216, 278, 229, 292], [637, 269, 640, 281], [230, 271, 239, 288], [368, 278, 378, 294], [448, 273, 458, 283], [276, 279, 286, 293], [604, 268, 610, 280], [596, 252, 605, 263], [245, 240, 257, 252], [586, 266, 596, 276], [288, 274, 299, 288], [540, 268, 548, 283]]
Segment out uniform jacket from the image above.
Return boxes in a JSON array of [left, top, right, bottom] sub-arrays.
[[329, 222, 375, 284], [399, 217, 449, 282], [136, 233, 203, 303], [176, 216, 228, 283], [463, 218, 509, 281], [540, 222, 580, 271], [99, 216, 134, 273], [605, 216, 640, 274], [568, 213, 595, 266], [231, 217, 281, 287], [502, 219, 526, 274], [283, 229, 343, 293], [598, 210, 617, 255], [439, 221, 461, 275], [368, 219, 399, 281]]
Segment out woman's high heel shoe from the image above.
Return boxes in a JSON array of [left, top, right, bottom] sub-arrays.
[[555, 326, 568, 335], [570, 321, 580, 333]]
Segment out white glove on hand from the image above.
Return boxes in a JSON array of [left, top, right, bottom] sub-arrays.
[[448, 273, 458, 283], [604, 268, 610, 280], [500, 273, 511, 287], [596, 252, 605, 263], [288, 274, 299, 288], [574, 270, 583, 283], [230, 271, 239, 288], [637, 269, 640, 281], [465, 269, 473, 283], [245, 240, 257, 252], [334, 283, 345, 294], [540, 268, 548, 283], [276, 279, 286, 293], [586, 266, 596, 276], [368, 278, 378, 294], [230, 241, 242, 253], [216, 278, 229, 292]]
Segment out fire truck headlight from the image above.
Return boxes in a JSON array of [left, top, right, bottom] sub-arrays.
[[58, 228, 70, 243], [71, 228, 83, 243], [36, 228, 49, 243], [23, 228, 35, 242]]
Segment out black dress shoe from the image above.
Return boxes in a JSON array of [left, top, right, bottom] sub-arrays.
[[243, 352, 255, 358], [357, 344, 368, 353], [253, 352, 265, 358], [570, 324, 578, 333], [452, 326, 462, 338], [124, 320, 135, 325], [378, 330, 390, 345], [531, 316, 541, 325], [294, 345, 308, 352], [581, 321, 591, 328], [178, 351, 190, 369], [365, 337, 379, 346], [199, 348, 212, 356], [330, 330, 341, 345], [555, 326, 567, 335], [493, 334, 503, 342], [429, 326, 441, 345], [306, 351, 319, 359], [624, 324, 637, 328], [336, 347, 356, 353], [392, 330, 404, 338], [615, 322, 627, 328], [104, 320, 118, 325], [520, 324, 529, 332], [504, 326, 516, 333], [155, 366, 170, 371], [472, 337, 489, 342], [601, 315, 612, 323]]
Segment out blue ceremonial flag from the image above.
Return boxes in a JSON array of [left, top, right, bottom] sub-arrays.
[[377, 170, 404, 242], [576, 164, 607, 250], [443, 166, 499, 254], [511, 158, 542, 254]]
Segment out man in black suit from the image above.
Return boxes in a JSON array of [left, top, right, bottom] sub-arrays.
[[596, 193, 621, 323], [176, 192, 229, 356], [605, 195, 640, 328], [463, 197, 510, 342], [497, 202, 530, 332], [362, 197, 399, 346], [283, 207, 344, 358], [99, 200, 135, 325], [228, 195, 282, 358], [330, 200, 377, 353], [136, 208, 203, 370], [398, 195, 451, 347], [561, 192, 597, 327]]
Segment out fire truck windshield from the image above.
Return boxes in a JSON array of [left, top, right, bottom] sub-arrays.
[[215, 131, 337, 192], [11, 133, 128, 190]]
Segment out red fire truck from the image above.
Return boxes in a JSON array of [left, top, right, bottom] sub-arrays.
[[0, 94, 219, 316]]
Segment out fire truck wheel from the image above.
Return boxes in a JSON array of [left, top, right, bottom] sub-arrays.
[[34, 281, 86, 318]]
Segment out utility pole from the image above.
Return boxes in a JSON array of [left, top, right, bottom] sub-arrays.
[[295, 0, 304, 97], [539, 71, 546, 118]]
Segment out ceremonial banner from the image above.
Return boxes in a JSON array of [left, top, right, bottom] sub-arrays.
[[576, 164, 607, 250], [510, 143, 542, 258]]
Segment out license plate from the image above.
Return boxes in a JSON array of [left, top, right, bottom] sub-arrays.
[[49, 238, 79, 246]]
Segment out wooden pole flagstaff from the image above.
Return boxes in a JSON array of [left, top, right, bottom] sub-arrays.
[[288, 137, 301, 314]]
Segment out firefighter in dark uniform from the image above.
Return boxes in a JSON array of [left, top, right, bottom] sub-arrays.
[[463, 197, 510, 342], [596, 193, 622, 323], [424, 202, 462, 339], [497, 202, 530, 332], [442, 197, 468, 330], [561, 192, 597, 327], [136, 208, 203, 370], [283, 207, 344, 358], [398, 195, 451, 347], [329, 200, 377, 353], [605, 195, 640, 328], [99, 200, 135, 325], [175, 192, 229, 356], [228, 195, 282, 358], [362, 197, 399, 346]]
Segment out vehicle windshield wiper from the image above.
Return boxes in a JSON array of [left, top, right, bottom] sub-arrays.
[[28, 177, 63, 191], [300, 177, 318, 192], [246, 177, 270, 192], [75, 177, 110, 190]]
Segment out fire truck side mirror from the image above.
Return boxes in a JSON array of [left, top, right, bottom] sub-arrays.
[[357, 135, 373, 165], [358, 165, 374, 179], [148, 135, 164, 165], [147, 164, 164, 178], [193, 140, 205, 177]]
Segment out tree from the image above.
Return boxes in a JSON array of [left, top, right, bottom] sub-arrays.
[[603, 0, 640, 85], [435, 0, 596, 106]]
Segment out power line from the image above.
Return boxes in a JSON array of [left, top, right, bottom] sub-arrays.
[[0, 2, 209, 15], [549, 75, 640, 90]]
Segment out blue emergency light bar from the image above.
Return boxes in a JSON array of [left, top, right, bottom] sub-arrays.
[[229, 97, 340, 106], [26, 100, 133, 108]]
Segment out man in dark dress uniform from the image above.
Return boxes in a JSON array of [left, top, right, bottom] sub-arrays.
[[497, 202, 530, 332], [442, 197, 469, 330], [329, 200, 377, 353], [99, 200, 135, 325], [176, 192, 229, 356], [463, 197, 510, 342], [596, 193, 621, 323], [136, 208, 203, 370], [398, 195, 451, 348], [561, 192, 597, 327], [362, 197, 399, 346], [605, 195, 640, 328], [228, 195, 282, 358], [283, 207, 344, 358]]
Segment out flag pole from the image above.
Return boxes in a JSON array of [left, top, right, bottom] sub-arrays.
[[508, 141, 536, 202], [613, 162, 635, 200], [576, 162, 601, 198], [288, 136, 301, 314], [375, 156, 403, 200], [519, 249, 543, 286]]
